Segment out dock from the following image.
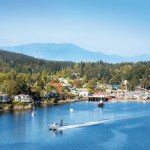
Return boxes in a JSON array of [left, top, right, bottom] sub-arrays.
[[88, 96, 108, 102]]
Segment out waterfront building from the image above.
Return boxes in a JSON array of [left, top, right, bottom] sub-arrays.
[[14, 94, 33, 102], [78, 88, 89, 97], [0, 94, 11, 103]]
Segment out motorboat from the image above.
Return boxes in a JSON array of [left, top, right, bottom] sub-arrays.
[[70, 108, 74, 112], [31, 102, 36, 117], [98, 100, 105, 108], [31, 110, 35, 117], [98, 103, 105, 108]]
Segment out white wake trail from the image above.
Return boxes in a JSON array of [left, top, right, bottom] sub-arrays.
[[59, 114, 147, 130]]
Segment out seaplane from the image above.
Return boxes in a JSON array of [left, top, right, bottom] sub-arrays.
[[49, 119, 67, 131]]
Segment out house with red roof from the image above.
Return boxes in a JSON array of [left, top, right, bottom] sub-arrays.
[[52, 83, 62, 88]]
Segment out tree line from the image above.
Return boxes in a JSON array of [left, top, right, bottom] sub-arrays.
[[0, 50, 150, 99]]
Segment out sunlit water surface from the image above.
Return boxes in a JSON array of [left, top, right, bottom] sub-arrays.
[[0, 101, 150, 150]]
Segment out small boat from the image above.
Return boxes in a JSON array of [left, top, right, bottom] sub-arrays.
[[31, 111, 35, 117], [31, 101, 36, 117], [70, 108, 74, 112], [98, 103, 105, 108], [98, 100, 105, 108]]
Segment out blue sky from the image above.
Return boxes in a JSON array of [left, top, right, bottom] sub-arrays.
[[0, 0, 150, 56]]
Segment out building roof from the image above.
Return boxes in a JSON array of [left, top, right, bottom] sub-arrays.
[[52, 83, 62, 87], [93, 92, 105, 97], [113, 85, 121, 89]]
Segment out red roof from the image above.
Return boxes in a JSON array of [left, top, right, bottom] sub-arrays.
[[52, 83, 62, 87], [94, 92, 105, 97]]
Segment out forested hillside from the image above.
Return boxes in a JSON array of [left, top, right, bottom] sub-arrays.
[[0, 50, 150, 98], [0, 50, 75, 73]]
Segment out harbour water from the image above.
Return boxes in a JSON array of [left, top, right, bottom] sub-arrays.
[[0, 101, 150, 150]]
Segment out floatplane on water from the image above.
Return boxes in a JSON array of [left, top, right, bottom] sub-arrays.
[[49, 119, 68, 131], [49, 114, 147, 131]]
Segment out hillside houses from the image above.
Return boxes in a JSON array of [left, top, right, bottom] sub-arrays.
[[47, 90, 59, 99], [59, 78, 71, 87], [96, 84, 112, 90], [0, 93, 11, 103], [52, 83, 62, 88]]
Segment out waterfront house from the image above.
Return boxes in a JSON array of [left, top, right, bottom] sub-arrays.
[[14, 94, 33, 102], [78, 88, 89, 97], [0, 94, 11, 103], [70, 88, 78, 95]]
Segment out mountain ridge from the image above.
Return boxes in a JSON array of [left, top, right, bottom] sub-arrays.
[[1, 43, 150, 63]]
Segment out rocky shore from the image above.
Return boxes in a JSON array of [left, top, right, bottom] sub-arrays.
[[0, 103, 33, 111], [0, 99, 81, 112], [0, 98, 149, 112]]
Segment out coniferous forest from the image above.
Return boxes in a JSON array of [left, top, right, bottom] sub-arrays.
[[0, 50, 150, 98]]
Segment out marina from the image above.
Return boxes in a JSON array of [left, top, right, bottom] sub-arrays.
[[0, 0, 150, 149]]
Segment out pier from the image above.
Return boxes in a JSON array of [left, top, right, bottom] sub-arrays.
[[88, 96, 108, 102]]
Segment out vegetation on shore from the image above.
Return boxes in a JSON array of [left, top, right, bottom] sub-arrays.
[[0, 50, 150, 101], [0, 98, 80, 111]]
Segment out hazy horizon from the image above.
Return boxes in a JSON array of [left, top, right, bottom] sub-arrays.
[[0, 0, 150, 57], [1, 42, 150, 58]]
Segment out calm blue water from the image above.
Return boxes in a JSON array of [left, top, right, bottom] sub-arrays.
[[0, 101, 150, 150]]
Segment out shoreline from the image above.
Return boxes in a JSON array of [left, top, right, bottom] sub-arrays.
[[115, 99, 150, 102], [0, 99, 84, 112], [0, 98, 149, 112]]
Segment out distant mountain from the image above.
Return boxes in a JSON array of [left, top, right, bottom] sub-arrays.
[[1, 43, 150, 63]]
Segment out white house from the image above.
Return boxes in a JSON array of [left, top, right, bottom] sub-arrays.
[[59, 78, 71, 87], [93, 92, 105, 97], [14, 94, 33, 102], [70, 88, 78, 95], [78, 88, 89, 97]]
